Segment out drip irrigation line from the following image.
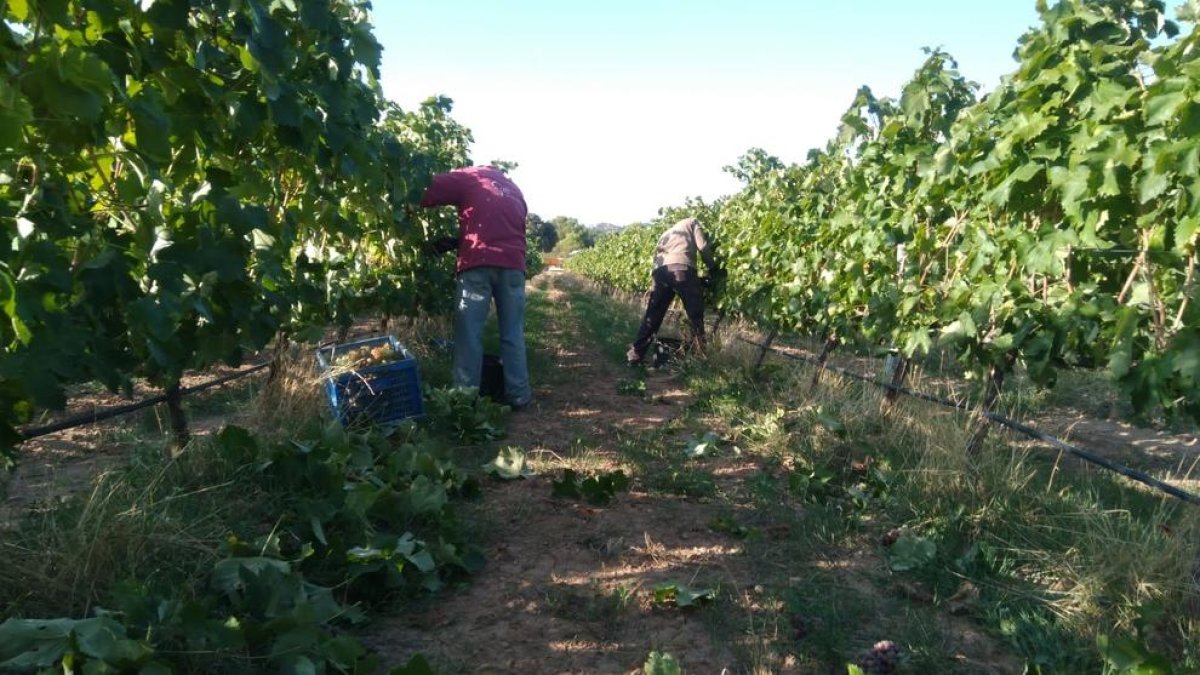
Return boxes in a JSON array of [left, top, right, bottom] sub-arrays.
[[738, 336, 1200, 506], [18, 362, 271, 441], [982, 411, 1200, 505]]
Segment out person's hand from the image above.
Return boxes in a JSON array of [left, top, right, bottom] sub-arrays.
[[705, 266, 727, 287]]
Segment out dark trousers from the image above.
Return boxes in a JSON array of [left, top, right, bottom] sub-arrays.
[[631, 265, 705, 357]]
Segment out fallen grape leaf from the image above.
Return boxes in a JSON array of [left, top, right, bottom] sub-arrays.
[[684, 431, 722, 458], [654, 582, 715, 608], [644, 651, 683, 675], [482, 447, 535, 480], [888, 534, 936, 572]]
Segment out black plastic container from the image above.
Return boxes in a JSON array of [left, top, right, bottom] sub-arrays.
[[480, 353, 506, 402], [653, 337, 685, 367]]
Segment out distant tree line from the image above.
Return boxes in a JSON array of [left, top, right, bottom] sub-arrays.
[[527, 214, 621, 255]]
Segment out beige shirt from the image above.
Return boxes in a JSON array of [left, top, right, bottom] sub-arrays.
[[652, 217, 711, 270]]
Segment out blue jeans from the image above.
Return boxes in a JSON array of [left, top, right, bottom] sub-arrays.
[[453, 266, 532, 406]]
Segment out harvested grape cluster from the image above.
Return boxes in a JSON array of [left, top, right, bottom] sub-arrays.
[[333, 343, 401, 369]]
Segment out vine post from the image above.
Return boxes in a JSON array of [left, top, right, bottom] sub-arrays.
[[753, 328, 778, 371], [711, 309, 726, 341], [964, 351, 1017, 457], [810, 336, 838, 392], [882, 349, 909, 411], [268, 332, 293, 385], [164, 384, 190, 453]]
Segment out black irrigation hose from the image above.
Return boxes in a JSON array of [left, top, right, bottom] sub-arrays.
[[18, 363, 271, 441], [738, 337, 1200, 506]]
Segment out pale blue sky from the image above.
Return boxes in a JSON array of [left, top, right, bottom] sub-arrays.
[[372, 1, 1043, 225]]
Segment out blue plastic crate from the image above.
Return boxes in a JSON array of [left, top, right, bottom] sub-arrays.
[[316, 335, 425, 426]]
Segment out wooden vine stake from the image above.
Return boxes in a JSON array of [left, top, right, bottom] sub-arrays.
[[753, 328, 778, 371], [884, 248, 910, 410], [964, 352, 1017, 457], [711, 309, 726, 341], [165, 384, 190, 453], [809, 336, 838, 392], [267, 332, 292, 385], [882, 349, 910, 411]]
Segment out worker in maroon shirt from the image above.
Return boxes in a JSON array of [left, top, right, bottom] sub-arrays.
[[420, 165, 533, 409]]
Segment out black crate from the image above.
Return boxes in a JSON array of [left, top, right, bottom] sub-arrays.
[[480, 353, 505, 402]]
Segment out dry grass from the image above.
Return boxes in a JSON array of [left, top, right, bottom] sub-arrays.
[[244, 342, 330, 444], [0, 442, 249, 617]]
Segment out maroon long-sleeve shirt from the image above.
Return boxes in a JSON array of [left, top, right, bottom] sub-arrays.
[[419, 165, 528, 273]]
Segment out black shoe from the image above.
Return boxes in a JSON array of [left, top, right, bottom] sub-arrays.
[[509, 398, 534, 412], [626, 346, 644, 366]]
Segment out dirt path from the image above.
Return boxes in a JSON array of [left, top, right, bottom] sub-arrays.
[[361, 276, 750, 673]]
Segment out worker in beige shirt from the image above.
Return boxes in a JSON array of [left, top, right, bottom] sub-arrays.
[[627, 217, 719, 365]]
